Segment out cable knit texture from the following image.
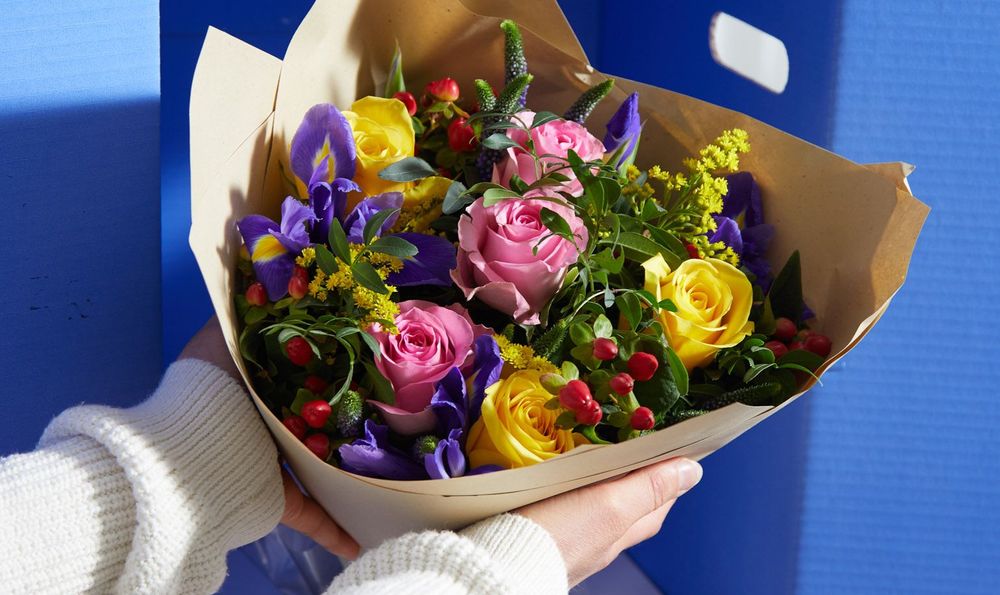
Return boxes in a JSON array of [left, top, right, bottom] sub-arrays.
[[330, 514, 568, 595], [0, 359, 570, 595]]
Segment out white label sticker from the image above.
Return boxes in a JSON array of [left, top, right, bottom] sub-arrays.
[[710, 12, 790, 94]]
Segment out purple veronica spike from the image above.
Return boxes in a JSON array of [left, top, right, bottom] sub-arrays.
[[468, 335, 503, 427], [424, 429, 466, 479], [387, 232, 457, 287], [343, 192, 403, 243], [430, 367, 467, 435], [236, 197, 315, 301], [290, 104, 357, 186], [603, 92, 641, 167], [338, 420, 427, 480], [310, 177, 360, 243]]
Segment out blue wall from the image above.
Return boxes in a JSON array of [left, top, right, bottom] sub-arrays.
[[0, 0, 161, 454]]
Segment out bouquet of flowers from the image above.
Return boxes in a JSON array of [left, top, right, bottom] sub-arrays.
[[190, 0, 926, 546]]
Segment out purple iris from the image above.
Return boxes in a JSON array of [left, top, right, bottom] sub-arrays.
[[338, 420, 427, 481], [236, 197, 316, 300], [425, 429, 466, 480], [604, 92, 641, 168], [709, 172, 776, 289]]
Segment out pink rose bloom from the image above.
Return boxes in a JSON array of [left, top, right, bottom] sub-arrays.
[[452, 197, 588, 325], [370, 301, 489, 418], [492, 111, 605, 196]]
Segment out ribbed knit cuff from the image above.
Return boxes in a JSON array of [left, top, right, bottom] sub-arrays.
[[461, 514, 569, 594], [39, 359, 284, 594]]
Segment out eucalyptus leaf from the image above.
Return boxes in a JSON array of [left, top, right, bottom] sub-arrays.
[[442, 180, 470, 215], [481, 133, 522, 151], [351, 261, 389, 294], [369, 235, 418, 259], [377, 157, 437, 182]]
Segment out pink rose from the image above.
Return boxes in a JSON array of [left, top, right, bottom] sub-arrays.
[[370, 300, 488, 417], [492, 111, 605, 196], [452, 197, 588, 325]]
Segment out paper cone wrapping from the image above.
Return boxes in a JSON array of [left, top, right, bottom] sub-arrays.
[[189, 0, 929, 548]]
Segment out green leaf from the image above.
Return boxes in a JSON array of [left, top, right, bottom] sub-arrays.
[[569, 322, 594, 346], [631, 337, 681, 413], [482, 187, 522, 206], [314, 245, 339, 274], [561, 361, 580, 380], [778, 349, 825, 371], [377, 157, 437, 182], [593, 314, 613, 339], [769, 250, 804, 323], [442, 180, 470, 215], [592, 248, 624, 274], [245, 306, 267, 325], [368, 235, 418, 259], [578, 425, 612, 444], [363, 208, 401, 244], [663, 346, 689, 397], [362, 360, 395, 405], [351, 261, 389, 294], [743, 362, 776, 384], [482, 133, 522, 151], [290, 388, 315, 415], [616, 292, 642, 329], [328, 221, 351, 264], [384, 41, 405, 97], [531, 111, 561, 128], [555, 410, 578, 430], [539, 207, 575, 240], [612, 231, 665, 261]]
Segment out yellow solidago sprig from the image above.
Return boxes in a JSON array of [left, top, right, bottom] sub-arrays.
[[306, 243, 403, 330], [495, 335, 559, 374]]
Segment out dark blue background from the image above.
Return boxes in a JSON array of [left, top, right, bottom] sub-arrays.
[[2, 0, 997, 593]]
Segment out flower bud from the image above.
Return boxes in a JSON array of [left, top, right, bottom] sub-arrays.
[[245, 282, 267, 307], [630, 406, 655, 431], [301, 400, 332, 429], [627, 352, 659, 381], [592, 337, 619, 361], [285, 337, 313, 366], [608, 372, 634, 396], [575, 399, 603, 426], [558, 379, 592, 411], [393, 91, 418, 116], [447, 117, 477, 152], [426, 77, 460, 102]]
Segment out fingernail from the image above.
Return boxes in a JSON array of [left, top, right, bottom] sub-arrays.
[[677, 459, 703, 494]]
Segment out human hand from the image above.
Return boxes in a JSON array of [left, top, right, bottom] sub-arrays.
[[516, 458, 702, 586], [281, 469, 361, 559], [178, 317, 240, 380]]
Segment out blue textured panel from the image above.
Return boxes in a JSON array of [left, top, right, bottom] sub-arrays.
[[0, 0, 160, 454], [798, 1, 1000, 593]]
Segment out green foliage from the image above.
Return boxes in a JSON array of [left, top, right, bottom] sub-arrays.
[[377, 156, 437, 182], [563, 79, 615, 123], [769, 251, 804, 323]]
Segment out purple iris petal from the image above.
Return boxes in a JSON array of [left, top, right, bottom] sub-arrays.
[[343, 192, 403, 243], [273, 197, 315, 253], [603, 92, 641, 166], [290, 103, 356, 185], [310, 177, 359, 244], [236, 214, 296, 301], [386, 232, 457, 287], [338, 420, 427, 480], [468, 335, 503, 427], [424, 429, 466, 479], [709, 216, 743, 256], [430, 367, 467, 435], [720, 172, 764, 227]]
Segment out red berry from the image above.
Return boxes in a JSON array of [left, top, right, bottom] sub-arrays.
[[447, 117, 477, 153], [630, 406, 655, 431], [627, 352, 659, 381], [426, 77, 460, 102], [245, 282, 267, 307], [797, 328, 816, 342], [608, 372, 634, 396], [282, 415, 308, 440], [293, 265, 309, 281], [774, 317, 797, 341], [304, 433, 331, 459], [304, 375, 329, 394], [685, 243, 701, 259], [804, 334, 832, 358], [558, 380, 593, 411], [285, 337, 313, 366], [301, 400, 332, 429], [765, 340, 789, 359], [288, 275, 309, 300], [575, 399, 603, 426], [592, 337, 619, 361], [392, 91, 418, 116], [788, 340, 805, 351]]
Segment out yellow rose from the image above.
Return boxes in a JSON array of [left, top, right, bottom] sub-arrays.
[[642, 254, 754, 370], [343, 96, 415, 201], [467, 370, 586, 469], [395, 176, 451, 232]]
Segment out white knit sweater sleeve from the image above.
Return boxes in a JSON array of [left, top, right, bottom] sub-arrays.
[[0, 359, 285, 594], [329, 514, 569, 595]]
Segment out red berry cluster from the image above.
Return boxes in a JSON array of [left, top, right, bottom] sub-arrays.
[[765, 317, 832, 359], [288, 266, 309, 300], [558, 380, 603, 426], [282, 375, 333, 460]]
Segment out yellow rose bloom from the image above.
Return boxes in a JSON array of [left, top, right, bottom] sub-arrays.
[[467, 370, 585, 469], [642, 254, 754, 371], [343, 96, 415, 202], [394, 176, 452, 233]]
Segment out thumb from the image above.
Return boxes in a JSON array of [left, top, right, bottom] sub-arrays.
[[596, 458, 703, 530]]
